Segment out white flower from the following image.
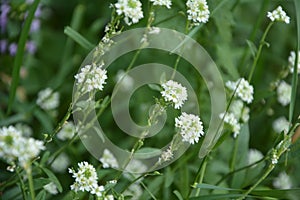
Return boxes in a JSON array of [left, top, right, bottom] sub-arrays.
[[57, 122, 76, 141], [36, 88, 59, 110], [43, 182, 58, 195], [186, 0, 210, 26], [123, 183, 143, 200], [175, 112, 204, 144], [272, 116, 290, 134], [51, 153, 70, 173], [115, 70, 134, 91], [15, 123, 32, 137], [124, 159, 148, 181], [69, 161, 99, 193], [150, 0, 172, 9], [91, 185, 105, 197], [158, 147, 173, 164], [0, 126, 45, 168], [161, 80, 188, 109], [219, 112, 241, 138], [149, 27, 161, 34], [75, 63, 108, 93], [115, 0, 144, 26], [226, 78, 254, 104], [288, 51, 300, 74], [105, 195, 115, 200], [229, 100, 250, 123], [267, 6, 290, 24], [277, 81, 291, 106], [99, 149, 119, 168], [248, 149, 263, 167], [273, 172, 292, 189]]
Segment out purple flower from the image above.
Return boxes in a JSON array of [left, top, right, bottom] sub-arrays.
[[26, 41, 37, 54], [35, 6, 42, 18], [30, 19, 40, 32], [9, 43, 17, 56], [0, 40, 7, 53], [0, 4, 10, 33]]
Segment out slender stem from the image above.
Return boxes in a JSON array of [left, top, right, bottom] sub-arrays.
[[171, 55, 182, 79], [16, 168, 27, 200], [248, 22, 273, 82], [195, 156, 208, 197], [237, 165, 274, 200], [26, 167, 36, 200], [230, 137, 239, 172]]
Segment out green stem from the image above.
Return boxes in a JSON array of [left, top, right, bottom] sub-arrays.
[[237, 165, 274, 200], [195, 156, 208, 197], [248, 22, 273, 82], [7, 0, 41, 115], [16, 168, 27, 200], [230, 136, 239, 172], [171, 55, 182, 79], [26, 167, 36, 200]]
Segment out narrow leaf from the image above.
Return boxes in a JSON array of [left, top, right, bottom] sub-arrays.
[[64, 26, 94, 50]]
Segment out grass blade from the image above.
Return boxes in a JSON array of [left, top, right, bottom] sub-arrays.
[[64, 26, 94, 50], [7, 0, 41, 115]]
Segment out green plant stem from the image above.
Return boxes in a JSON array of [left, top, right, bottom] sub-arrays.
[[237, 165, 274, 200], [230, 137, 239, 172], [26, 167, 36, 200], [248, 22, 273, 82], [16, 168, 27, 200], [7, 0, 41, 115], [171, 55, 182, 79], [195, 156, 208, 197]]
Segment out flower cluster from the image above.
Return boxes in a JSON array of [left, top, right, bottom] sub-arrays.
[[36, 88, 60, 110], [161, 80, 188, 109], [226, 78, 254, 104], [267, 6, 290, 24], [123, 183, 143, 200], [219, 112, 241, 138], [0, 126, 45, 169], [288, 51, 300, 74], [115, 0, 144, 26], [74, 63, 108, 93], [158, 146, 173, 164], [57, 122, 76, 141], [272, 116, 290, 134], [273, 172, 292, 189], [175, 112, 204, 144], [150, 0, 172, 9], [99, 149, 119, 168], [276, 81, 291, 106], [186, 0, 210, 26], [69, 161, 105, 197], [248, 149, 263, 167]]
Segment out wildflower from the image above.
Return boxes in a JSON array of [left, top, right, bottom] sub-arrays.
[[175, 112, 204, 144], [272, 116, 290, 134], [69, 161, 100, 193], [43, 182, 58, 195], [158, 146, 173, 164], [229, 100, 250, 123], [248, 149, 263, 167], [91, 185, 105, 197], [0, 126, 45, 168], [99, 149, 119, 168], [0, 39, 7, 53], [36, 88, 60, 110], [273, 172, 292, 189], [161, 80, 188, 109], [124, 159, 148, 181], [51, 153, 70, 173], [115, 70, 134, 91], [288, 51, 300, 74], [115, 0, 144, 26], [277, 81, 291, 106], [123, 183, 143, 200], [30, 19, 41, 33], [186, 0, 210, 26], [150, 0, 172, 9], [271, 150, 279, 165], [226, 78, 254, 104], [0, 3, 10, 33], [57, 122, 76, 141], [9, 43, 17, 56], [219, 112, 240, 138], [267, 6, 290, 24], [74, 63, 108, 93], [26, 41, 37, 54], [15, 123, 32, 137]]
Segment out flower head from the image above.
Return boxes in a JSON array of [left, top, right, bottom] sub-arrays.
[[277, 81, 291, 106], [161, 80, 188, 109], [57, 122, 76, 141], [115, 0, 144, 26], [288, 51, 300, 74], [99, 149, 119, 168], [226, 78, 254, 104], [229, 100, 250, 123], [43, 182, 58, 195], [158, 146, 173, 164], [273, 172, 292, 189], [267, 6, 290, 24], [219, 112, 240, 138], [150, 0, 172, 9], [272, 116, 290, 134], [248, 149, 263, 167], [36, 88, 60, 110], [186, 0, 210, 26], [75, 63, 108, 93], [175, 112, 204, 144]]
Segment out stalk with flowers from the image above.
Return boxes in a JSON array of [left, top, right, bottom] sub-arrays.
[[1, 0, 300, 200]]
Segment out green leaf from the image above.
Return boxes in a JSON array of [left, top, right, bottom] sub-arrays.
[[148, 84, 161, 92], [173, 190, 184, 200], [33, 178, 51, 190], [64, 26, 94, 50], [41, 168, 63, 193], [36, 190, 46, 200], [246, 40, 257, 58], [134, 147, 162, 159], [195, 183, 236, 191], [33, 108, 54, 133]]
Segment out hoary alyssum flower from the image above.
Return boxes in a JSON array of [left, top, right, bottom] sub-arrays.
[[74, 63, 108, 93], [248, 149, 264, 167], [267, 6, 290, 24], [175, 112, 204, 144], [288, 51, 300, 74], [99, 149, 119, 168], [57, 121, 76, 141], [277, 81, 291, 106], [69, 161, 104, 195], [273, 172, 292, 189], [186, 0, 210, 26], [219, 112, 241, 138], [226, 78, 254, 104], [150, 0, 172, 9], [272, 116, 290, 134], [115, 0, 144, 26], [161, 80, 188, 109], [36, 88, 59, 110]]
